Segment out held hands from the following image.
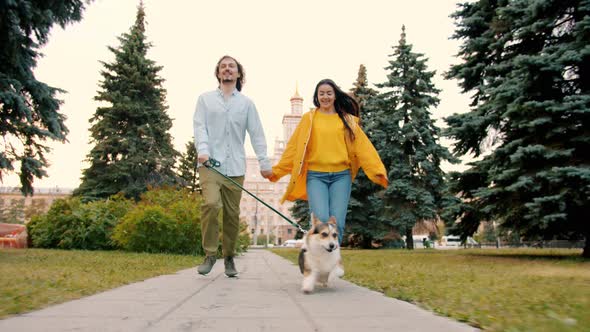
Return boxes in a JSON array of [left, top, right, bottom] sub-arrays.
[[260, 169, 273, 179]]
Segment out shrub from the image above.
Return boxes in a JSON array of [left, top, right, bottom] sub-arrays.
[[113, 188, 203, 255], [27, 198, 81, 248], [78, 196, 133, 249], [27, 196, 132, 250], [112, 205, 179, 253]]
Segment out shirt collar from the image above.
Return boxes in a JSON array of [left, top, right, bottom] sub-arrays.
[[216, 87, 239, 97]]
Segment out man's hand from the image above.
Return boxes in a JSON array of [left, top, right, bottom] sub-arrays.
[[260, 169, 273, 179], [198, 154, 209, 164]]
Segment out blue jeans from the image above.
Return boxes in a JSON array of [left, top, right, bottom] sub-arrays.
[[306, 169, 352, 244]]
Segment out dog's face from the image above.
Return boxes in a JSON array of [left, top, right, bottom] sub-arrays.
[[307, 215, 339, 252]]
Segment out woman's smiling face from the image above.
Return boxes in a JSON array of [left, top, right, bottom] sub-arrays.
[[317, 84, 335, 111]]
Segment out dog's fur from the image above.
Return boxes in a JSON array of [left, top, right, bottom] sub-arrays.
[[298, 214, 344, 294]]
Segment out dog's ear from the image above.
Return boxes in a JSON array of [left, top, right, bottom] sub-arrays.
[[328, 216, 337, 225], [311, 213, 322, 226]]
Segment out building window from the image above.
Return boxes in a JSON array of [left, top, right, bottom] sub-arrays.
[[287, 229, 292, 234]]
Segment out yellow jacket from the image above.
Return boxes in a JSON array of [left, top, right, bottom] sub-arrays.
[[269, 109, 389, 203]]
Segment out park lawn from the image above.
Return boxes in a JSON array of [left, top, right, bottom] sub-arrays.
[[271, 248, 590, 332], [0, 248, 199, 319]]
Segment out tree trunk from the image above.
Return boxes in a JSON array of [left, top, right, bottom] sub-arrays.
[[362, 236, 372, 249], [406, 228, 414, 250]]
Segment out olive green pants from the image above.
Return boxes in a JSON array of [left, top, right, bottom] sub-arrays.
[[198, 166, 244, 257]]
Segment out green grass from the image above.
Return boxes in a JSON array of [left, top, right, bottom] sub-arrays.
[[271, 248, 590, 332], [2, 247, 588, 331], [0, 248, 199, 319]]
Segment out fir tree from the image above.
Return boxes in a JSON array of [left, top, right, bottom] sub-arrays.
[[0, 1, 91, 195], [350, 65, 378, 113], [347, 64, 387, 248], [74, 2, 178, 200], [446, 0, 590, 257], [373, 26, 458, 249], [178, 140, 199, 193]]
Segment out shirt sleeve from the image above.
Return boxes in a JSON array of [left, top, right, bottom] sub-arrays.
[[193, 95, 209, 156], [246, 101, 271, 171]]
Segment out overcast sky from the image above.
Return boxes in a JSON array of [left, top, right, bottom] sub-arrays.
[[3, 0, 472, 190]]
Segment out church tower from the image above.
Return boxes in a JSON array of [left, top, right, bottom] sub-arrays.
[[275, 85, 304, 157], [284, 85, 303, 142]]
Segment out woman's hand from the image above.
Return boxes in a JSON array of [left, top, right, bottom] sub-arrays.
[[260, 170, 273, 179], [376, 174, 389, 187]]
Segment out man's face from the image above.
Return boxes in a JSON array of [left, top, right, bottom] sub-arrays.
[[217, 57, 240, 84]]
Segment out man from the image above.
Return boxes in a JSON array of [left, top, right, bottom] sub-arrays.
[[193, 55, 272, 277]]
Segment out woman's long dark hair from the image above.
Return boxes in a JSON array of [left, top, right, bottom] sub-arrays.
[[214, 55, 245, 91], [313, 79, 360, 139]]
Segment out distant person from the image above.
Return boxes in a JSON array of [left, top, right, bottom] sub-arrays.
[[193, 55, 272, 277], [267, 78, 388, 244]]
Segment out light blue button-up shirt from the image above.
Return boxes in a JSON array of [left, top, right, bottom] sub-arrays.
[[193, 88, 271, 176]]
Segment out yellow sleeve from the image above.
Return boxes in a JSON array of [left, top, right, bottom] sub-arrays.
[[269, 120, 302, 182], [354, 127, 389, 188]]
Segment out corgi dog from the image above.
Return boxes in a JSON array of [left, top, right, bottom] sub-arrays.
[[298, 214, 344, 294]]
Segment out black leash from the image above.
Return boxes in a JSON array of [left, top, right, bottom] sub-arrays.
[[203, 158, 307, 234]]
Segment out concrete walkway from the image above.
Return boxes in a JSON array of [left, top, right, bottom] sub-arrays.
[[0, 249, 478, 331]]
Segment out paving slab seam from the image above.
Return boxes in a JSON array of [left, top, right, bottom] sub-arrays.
[[263, 251, 321, 332], [141, 269, 225, 331]]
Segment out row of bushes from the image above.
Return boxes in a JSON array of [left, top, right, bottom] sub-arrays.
[[27, 187, 250, 255]]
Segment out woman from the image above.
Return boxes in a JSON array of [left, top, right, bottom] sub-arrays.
[[268, 79, 388, 244]]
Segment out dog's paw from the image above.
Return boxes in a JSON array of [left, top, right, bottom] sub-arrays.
[[317, 282, 328, 288], [333, 265, 345, 278], [302, 277, 315, 294]]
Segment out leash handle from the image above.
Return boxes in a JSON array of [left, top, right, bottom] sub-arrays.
[[203, 158, 307, 234], [202, 158, 221, 168]]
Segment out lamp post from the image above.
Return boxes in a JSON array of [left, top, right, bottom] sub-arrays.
[[265, 216, 270, 248]]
